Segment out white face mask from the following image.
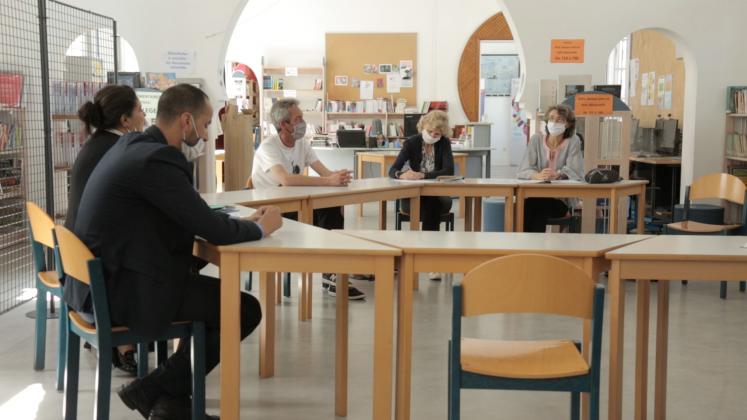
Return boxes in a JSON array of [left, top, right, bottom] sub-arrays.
[[181, 115, 205, 161], [546, 122, 566, 136], [292, 120, 307, 141], [422, 130, 440, 145]]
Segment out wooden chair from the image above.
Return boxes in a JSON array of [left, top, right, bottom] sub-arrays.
[[55, 225, 206, 420], [665, 172, 747, 298], [242, 176, 292, 299], [26, 201, 67, 391], [449, 254, 605, 420]]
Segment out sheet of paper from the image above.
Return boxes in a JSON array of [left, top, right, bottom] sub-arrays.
[[386, 73, 401, 93], [285, 67, 298, 77], [399, 60, 414, 88], [360, 80, 374, 100], [629, 58, 639, 97]]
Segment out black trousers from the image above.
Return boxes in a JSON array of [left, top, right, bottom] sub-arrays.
[[523, 198, 568, 232], [283, 206, 344, 230], [149, 274, 262, 397], [401, 196, 453, 231]]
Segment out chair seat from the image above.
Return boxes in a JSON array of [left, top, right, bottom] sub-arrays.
[[38, 270, 61, 288], [666, 220, 741, 234], [460, 338, 589, 379], [398, 209, 452, 218], [69, 311, 191, 336]]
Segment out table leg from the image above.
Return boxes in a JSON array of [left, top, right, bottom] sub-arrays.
[[336, 273, 349, 416], [504, 193, 514, 232], [654, 281, 670, 420], [305, 272, 313, 320], [409, 196, 420, 231], [358, 155, 365, 217], [395, 255, 415, 420], [259, 271, 276, 378], [486, 150, 491, 177], [650, 163, 657, 221], [608, 260, 625, 420], [298, 273, 307, 321], [219, 252, 241, 420], [275, 272, 282, 305], [464, 198, 473, 232], [516, 190, 525, 232], [373, 257, 395, 420], [638, 186, 646, 234], [610, 190, 619, 234], [581, 194, 597, 234], [379, 201, 387, 230], [635, 281, 651, 420], [473, 197, 482, 232], [300, 201, 314, 321]]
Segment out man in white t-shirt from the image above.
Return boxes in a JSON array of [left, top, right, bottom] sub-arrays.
[[252, 98, 365, 299]]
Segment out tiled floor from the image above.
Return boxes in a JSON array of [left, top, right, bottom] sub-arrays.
[[1, 199, 747, 420]]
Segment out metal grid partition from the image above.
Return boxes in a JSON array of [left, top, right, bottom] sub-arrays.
[[0, 0, 117, 314], [46, 0, 116, 225], [0, 0, 49, 314]]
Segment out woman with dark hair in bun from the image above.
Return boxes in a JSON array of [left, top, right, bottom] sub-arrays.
[[64, 84, 145, 374]]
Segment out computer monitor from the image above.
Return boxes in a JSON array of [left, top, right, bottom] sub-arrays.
[[655, 118, 678, 155], [336, 129, 367, 148], [593, 84, 622, 98], [404, 113, 423, 137]]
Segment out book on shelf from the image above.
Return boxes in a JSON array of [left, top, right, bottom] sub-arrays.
[[0, 74, 23, 108], [262, 75, 286, 90], [0, 122, 22, 151], [52, 81, 107, 115], [420, 100, 448, 113], [726, 86, 747, 114], [327, 98, 394, 114], [727, 117, 747, 157], [314, 78, 323, 90]]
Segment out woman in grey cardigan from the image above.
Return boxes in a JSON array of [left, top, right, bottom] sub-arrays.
[[517, 104, 584, 232]]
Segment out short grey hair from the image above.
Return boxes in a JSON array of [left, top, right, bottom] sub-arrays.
[[270, 98, 300, 129]]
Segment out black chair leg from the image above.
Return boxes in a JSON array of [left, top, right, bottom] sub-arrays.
[[720, 281, 727, 299], [740, 281, 746, 292], [283, 273, 291, 298], [571, 392, 580, 420], [245, 272, 253, 291], [681, 280, 688, 286]]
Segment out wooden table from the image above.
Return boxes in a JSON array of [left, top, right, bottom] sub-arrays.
[[201, 187, 311, 214], [516, 180, 647, 234], [419, 178, 518, 232], [605, 235, 747, 420], [356, 151, 469, 216], [194, 208, 401, 420], [341, 230, 652, 420]]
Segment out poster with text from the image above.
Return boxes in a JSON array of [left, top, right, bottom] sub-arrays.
[[360, 80, 374, 100], [387, 73, 401, 93], [400, 60, 414, 88]]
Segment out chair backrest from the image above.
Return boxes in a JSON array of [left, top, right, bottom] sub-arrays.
[[245, 176, 254, 190], [689, 173, 746, 204], [26, 201, 55, 248], [54, 225, 111, 330], [458, 254, 594, 320]]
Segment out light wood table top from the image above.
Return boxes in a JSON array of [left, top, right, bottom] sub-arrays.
[[606, 234, 747, 261], [518, 179, 648, 190], [342, 230, 652, 256], [629, 156, 681, 165], [201, 188, 310, 207]]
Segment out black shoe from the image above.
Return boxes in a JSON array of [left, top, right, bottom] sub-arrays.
[[112, 349, 138, 375], [148, 394, 219, 420], [328, 284, 366, 300], [322, 273, 337, 289], [350, 274, 375, 281], [118, 377, 161, 419]]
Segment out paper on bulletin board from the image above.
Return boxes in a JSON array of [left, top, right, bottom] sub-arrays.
[[657, 76, 666, 108], [629, 58, 639, 97], [360, 80, 374, 100], [640, 73, 649, 106], [285, 67, 298, 77], [400, 60, 414, 88], [647, 71, 656, 106], [663, 74, 673, 109], [386, 73, 401, 93], [550, 39, 585, 63], [574, 93, 614, 116]]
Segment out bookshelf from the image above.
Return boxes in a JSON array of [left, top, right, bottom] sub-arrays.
[[0, 105, 26, 250], [724, 110, 747, 185], [260, 57, 326, 140]]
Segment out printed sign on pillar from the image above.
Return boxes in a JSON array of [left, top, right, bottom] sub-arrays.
[[550, 39, 585, 63]]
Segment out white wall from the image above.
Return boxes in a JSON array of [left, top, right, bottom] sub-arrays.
[[499, 0, 747, 192], [226, 0, 502, 125]]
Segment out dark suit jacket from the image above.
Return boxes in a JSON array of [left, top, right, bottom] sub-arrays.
[[64, 130, 120, 230], [388, 134, 454, 179], [66, 126, 263, 339]]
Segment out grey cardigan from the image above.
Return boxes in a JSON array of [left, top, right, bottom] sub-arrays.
[[517, 133, 584, 181]]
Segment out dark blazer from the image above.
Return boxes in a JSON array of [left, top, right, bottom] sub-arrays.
[[66, 126, 263, 339], [64, 130, 120, 230], [388, 134, 454, 179]]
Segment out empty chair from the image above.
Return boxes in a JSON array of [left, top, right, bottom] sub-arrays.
[[665, 172, 747, 298], [26, 201, 67, 391], [449, 254, 605, 420], [55, 225, 206, 420]]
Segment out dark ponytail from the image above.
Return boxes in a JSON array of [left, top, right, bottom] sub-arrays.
[[77, 85, 138, 135]]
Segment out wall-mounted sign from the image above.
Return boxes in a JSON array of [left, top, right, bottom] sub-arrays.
[[575, 93, 613, 116], [550, 39, 585, 63]]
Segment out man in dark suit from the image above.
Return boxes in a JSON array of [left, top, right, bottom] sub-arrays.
[[70, 84, 283, 420]]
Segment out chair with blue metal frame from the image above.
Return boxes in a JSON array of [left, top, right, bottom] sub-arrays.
[[27, 201, 67, 391], [54, 225, 206, 420], [665, 172, 747, 299], [448, 254, 605, 420]]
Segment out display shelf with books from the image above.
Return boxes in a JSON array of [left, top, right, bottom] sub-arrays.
[[260, 57, 326, 140], [723, 100, 747, 184]]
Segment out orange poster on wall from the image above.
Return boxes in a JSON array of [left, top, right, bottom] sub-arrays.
[[575, 93, 613, 116], [550, 39, 585, 63]]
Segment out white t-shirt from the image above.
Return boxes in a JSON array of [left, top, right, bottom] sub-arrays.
[[251, 134, 319, 190]]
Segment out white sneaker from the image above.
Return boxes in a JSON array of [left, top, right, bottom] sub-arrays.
[[428, 272, 442, 281]]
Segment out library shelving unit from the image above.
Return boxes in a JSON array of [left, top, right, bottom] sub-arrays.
[[0, 105, 26, 251], [326, 111, 406, 141], [260, 57, 326, 141], [724, 113, 747, 184]]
